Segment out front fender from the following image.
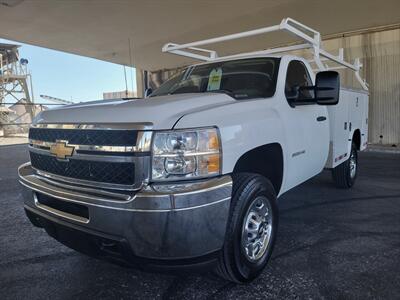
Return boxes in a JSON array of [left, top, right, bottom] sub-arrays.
[[173, 99, 287, 175]]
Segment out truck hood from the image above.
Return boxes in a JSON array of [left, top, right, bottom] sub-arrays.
[[34, 93, 236, 129]]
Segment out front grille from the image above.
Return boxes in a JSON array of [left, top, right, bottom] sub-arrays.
[[29, 128, 138, 146], [30, 152, 135, 185]]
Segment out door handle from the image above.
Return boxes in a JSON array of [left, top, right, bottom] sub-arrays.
[[317, 116, 327, 122]]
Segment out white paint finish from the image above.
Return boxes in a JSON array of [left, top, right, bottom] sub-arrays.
[[175, 55, 332, 195], [174, 96, 289, 194], [361, 93, 369, 150], [326, 89, 369, 168], [34, 54, 367, 197], [326, 91, 350, 168], [35, 93, 235, 130], [281, 57, 330, 187]]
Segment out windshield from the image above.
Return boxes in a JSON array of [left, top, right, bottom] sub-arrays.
[[150, 58, 280, 100]]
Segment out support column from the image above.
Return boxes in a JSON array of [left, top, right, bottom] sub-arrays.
[[135, 68, 145, 98]]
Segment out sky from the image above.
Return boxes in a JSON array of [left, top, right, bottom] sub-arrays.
[[0, 38, 136, 104]]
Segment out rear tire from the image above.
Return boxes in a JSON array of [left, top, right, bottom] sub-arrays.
[[216, 173, 278, 283], [332, 142, 358, 188]]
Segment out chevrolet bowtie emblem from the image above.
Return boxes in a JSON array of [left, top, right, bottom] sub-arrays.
[[50, 140, 75, 159]]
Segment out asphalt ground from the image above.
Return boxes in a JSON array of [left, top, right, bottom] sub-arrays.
[[1, 144, 399, 299]]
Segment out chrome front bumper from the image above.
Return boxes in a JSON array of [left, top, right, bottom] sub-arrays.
[[19, 162, 232, 261]]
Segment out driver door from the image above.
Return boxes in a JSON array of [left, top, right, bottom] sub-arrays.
[[283, 60, 329, 189]]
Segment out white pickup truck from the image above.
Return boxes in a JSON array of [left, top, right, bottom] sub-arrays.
[[18, 18, 368, 283]]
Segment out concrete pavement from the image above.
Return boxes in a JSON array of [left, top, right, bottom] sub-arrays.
[[1, 145, 399, 299]]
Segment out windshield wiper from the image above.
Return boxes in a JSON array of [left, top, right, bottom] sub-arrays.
[[166, 88, 236, 99], [168, 88, 199, 95], [204, 89, 236, 99]]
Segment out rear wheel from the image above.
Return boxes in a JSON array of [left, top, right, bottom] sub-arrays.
[[216, 173, 278, 283], [332, 142, 358, 188]]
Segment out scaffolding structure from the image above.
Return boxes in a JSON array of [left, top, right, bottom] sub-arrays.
[[0, 43, 35, 137]]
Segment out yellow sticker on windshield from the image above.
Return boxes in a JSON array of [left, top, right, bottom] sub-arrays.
[[207, 68, 222, 91]]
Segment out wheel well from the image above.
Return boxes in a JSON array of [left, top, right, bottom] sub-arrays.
[[353, 129, 361, 150], [233, 143, 283, 194]]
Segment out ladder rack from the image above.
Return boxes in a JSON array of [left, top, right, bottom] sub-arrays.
[[162, 18, 368, 90]]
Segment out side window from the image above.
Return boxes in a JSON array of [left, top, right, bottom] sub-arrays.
[[150, 71, 186, 97], [285, 60, 313, 105]]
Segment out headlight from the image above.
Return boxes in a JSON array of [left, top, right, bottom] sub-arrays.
[[151, 127, 221, 181]]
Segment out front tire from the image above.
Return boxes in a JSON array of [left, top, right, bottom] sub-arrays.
[[332, 142, 358, 188], [216, 173, 278, 283]]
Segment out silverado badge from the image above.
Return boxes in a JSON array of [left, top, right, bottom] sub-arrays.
[[50, 140, 75, 159]]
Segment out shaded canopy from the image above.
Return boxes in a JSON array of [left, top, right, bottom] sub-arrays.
[[0, 0, 399, 71]]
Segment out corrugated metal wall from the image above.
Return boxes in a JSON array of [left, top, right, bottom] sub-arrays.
[[147, 27, 400, 146], [323, 28, 400, 145]]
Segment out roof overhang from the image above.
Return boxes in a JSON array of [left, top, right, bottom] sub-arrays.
[[0, 0, 399, 71]]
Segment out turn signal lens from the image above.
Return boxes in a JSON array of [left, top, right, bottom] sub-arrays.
[[197, 154, 220, 175], [208, 131, 219, 150], [207, 154, 220, 173]]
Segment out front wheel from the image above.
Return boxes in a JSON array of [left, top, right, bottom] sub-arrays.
[[216, 173, 278, 283], [332, 143, 358, 188]]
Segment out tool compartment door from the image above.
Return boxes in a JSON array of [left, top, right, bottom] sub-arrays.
[[347, 90, 369, 151], [360, 93, 369, 150], [326, 89, 350, 169]]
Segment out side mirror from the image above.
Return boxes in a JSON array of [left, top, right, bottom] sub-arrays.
[[286, 85, 300, 102], [314, 71, 339, 105], [144, 88, 153, 98]]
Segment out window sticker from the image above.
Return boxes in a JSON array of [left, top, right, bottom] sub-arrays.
[[207, 67, 223, 91]]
